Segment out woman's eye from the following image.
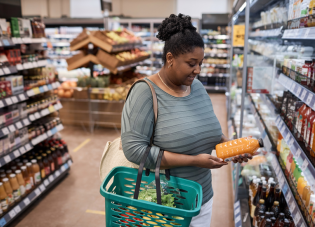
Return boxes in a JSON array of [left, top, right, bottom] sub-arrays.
[[189, 64, 196, 67]]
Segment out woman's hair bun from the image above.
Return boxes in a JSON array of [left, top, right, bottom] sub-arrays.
[[156, 13, 196, 41]]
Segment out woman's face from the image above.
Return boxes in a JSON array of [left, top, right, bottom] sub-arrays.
[[167, 47, 204, 86]]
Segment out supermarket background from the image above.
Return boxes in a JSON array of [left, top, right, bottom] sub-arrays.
[[0, 0, 314, 226]]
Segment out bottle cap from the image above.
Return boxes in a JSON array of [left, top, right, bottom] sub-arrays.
[[26, 162, 32, 167], [6, 170, 11, 174], [252, 176, 257, 179], [258, 138, 264, 147], [266, 219, 272, 224], [261, 177, 266, 181], [259, 199, 265, 204], [15, 170, 21, 174], [269, 211, 274, 217], [274, 201, 279, 206], [0, 174, 6, 178], [279, 213, 285, 217], [9, 174, 16, 178], [0, 182, 3, 186], [270, 182, 276, 187], [21, 166, 26, 170], [271, 217, 276, 222], [259, 210, 264, 215], [2, 178, 8, 182], [276, 188, 281, 193], [31, 159, 37, 163]]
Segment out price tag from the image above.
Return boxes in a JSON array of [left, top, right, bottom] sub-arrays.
[[23, 197, 30, 206], [49, 105, 55, 113], [39, 86, 44, 93], [15, 121, 22, 129], [301, 159, 309, 171], [0, 101, 3, 108], [0, 69, 3, 76], [53, 104, 59, 111], [289, 201, 296, 212], [1, 127, 9, 136], [235, 215, 241, 223], [23, 118, 30, 125], [55, 170, 60, 177], [18, 93, 26, 101], [39, 184, 46, 192], [301, 90, 307, 100], [11, 96, 18, 103], [14, 205, 21, 214], [41, 109, 50, 116], [47, 130, 52, 137], [4, 155, 11, 163], [23, 63, 29, 69], [61, 165, 66, 172], [5, 97, 12, 105], [16, 64, 23, 70], [56, 124, 64, 131], [280, 124, 286, 134], [294, 212, 301, 224], [68, 160, 73, 167], [26, 89, 35, 97], [296, 148, 302, 158], [19, 146, 26, 154], [34, 112, 41, 119], [29, 114, 35, 121], [43, 85, 48, 92], [297, 86, 302, 96], [34, 188, 41, 196], [307, 93, 313, 106], [13, 150, 20, 158], [52, 83, 56, 89], [286, 192, 292, 201], [9, 209, 16, 218], [55, 82, 61, 87], [48, 175, 54, 183], [8, 124, 16, 133], [285, 133, 291, 142], [44, 179, 49, 187], [3, 67, 10, 74], [289, 137, 295, 147], [48, 84, 53, 90], [304, 28, 311, 38], [25, 143, 32, 151]]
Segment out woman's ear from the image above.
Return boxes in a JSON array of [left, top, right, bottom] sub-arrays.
[[166, 52, 174, 68]]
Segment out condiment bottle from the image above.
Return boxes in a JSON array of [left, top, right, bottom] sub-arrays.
[[271, 201, 280, 218], [9, 174, 21, 202], [32, 159, 41, 185], [56, 146, 63, 166], [270, 217, 277, 226], [51, 147, 59, 170], [0, 183, 8, 213], [264, 219, 272, 227], [275, 213, 285, 227], [15, 170, 26, 197], [17, 162, 23, 169], [37, 157, 45, 179], [0, 174, 6, 182], [215, 137, 264, 161], [302, 60, 313, 86], [2, 178, 14, 207], [11, 166, 17, 172], [42, 154, 51, 176], [26, 163, 34, 188], [46, 150, 55, 172], [21, 166, 32, 193], [5, 170, 12, 178], [259, 211, 270, 227], [260, 187, 267, 201]]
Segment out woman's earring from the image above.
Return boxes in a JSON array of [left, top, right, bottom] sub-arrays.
[[168, 62, 173, 68]]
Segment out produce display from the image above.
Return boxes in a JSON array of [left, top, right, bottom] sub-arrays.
[[105, 30, 142, 44], [115, 49, 149, 62], [138, 188, 175, 208]]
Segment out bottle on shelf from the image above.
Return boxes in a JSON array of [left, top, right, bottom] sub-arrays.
[[37, 157, 45, 179], [279, 193, 287, 213], [270, 217, 277, 226], [31, 159, 41, 186], [9, 174, 21, 203], [42, 154, 51, 176], [5, 170, 12, 178], [21, 166, 32, 194], [56, 146, 63, 166], [15, 170, 26, 198], [259, 212, 271, 227], [271, 201, 280, 218], [275, 213, 285, 227], [0, 183, 8, 214], [26, 163, 34, 189], [264, 219, 272, 227], [2, 178, 14, 207], [252, 182, 263, 219], [260, 187, 267, 201], [256, 211, 265, 227], [50, 147, 59, 170], [266, 183, 276, 211], [46, 150, 55, 172], [283, 219, 290, 227]]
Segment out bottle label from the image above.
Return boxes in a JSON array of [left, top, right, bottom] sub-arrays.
[[51, 162, 55, 172], [1, 199, 8, 211], [25, 179, 32, 190], [13, 189, 20, 201], [20, 185, 26, 196], [45, 167, 50, 175], [34, 172, 41, 184], [7, 193, 14, 205], [30, 176, 34, 187], [41, 169, 45, 179], [58, 157, 62, 165]]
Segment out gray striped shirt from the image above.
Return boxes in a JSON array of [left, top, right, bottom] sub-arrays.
[[121, 78, 222, 205]]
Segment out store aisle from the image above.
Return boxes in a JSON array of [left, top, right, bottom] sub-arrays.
[[12, 94, 233, 227]]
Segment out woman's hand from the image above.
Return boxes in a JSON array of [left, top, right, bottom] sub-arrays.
[[194, 154, 228, 169], [232, 154, 253, 163]]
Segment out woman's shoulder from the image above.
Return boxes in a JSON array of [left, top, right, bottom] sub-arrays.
[[192, 78, 207, 93], [127, 80, 153, 102]]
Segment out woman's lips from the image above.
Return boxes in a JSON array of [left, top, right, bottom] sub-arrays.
[[188, 76, 195, 80]]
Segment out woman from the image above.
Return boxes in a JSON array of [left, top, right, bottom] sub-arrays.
[[121, 14, 251, 227]]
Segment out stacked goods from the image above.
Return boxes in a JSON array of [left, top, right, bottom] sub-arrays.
[[55, 81, 77, 98]]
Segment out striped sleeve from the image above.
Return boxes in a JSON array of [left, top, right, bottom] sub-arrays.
[[121, 82, 160, 169]]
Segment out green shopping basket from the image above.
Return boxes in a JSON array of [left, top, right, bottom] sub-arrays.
[[100, 148, 203, 227]]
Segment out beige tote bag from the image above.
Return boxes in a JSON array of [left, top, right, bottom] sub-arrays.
[[99, 79, 158, 182]]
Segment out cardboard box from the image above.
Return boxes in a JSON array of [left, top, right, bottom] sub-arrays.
[[10, 17, 20, 38], [73, 88, 89, 99], [6, 76, 24, 95]]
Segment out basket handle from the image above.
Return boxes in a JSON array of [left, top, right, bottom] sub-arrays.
[[133, 147, 170, 205]]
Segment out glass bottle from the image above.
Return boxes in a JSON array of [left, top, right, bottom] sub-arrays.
[[253, 182, 263, 217], [26, 163, 34, 189], [56, 145, 63, 166], [0, 182, 8, 214], [257, 212, 265, 227], [37, 157, 45, 179], [271, 217, 277, 226], [283, 219, 290, 227], [15, 170, 26, 197], [260, 187, 267, 202], [265, 219, 272, 227], [46, 150, 55, 172], [259, 212, 271, 227], [31, 159, 41, 186], [279, 192, 287, 212], [271, 201, 280, 218], [2, 178, 14, 207], [266, 183, 276, 211], [274, 188, 281, 202], [275, 213, 285, 227], [9, 174, 21, 203], [51, 147, 59, 170], [42, 154, 50, 176], [5, 170, 12, 178], [21, 166, 32, 193]]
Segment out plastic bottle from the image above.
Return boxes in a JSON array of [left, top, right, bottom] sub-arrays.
[[306, 110, 315, 150], [15, 170, 26, 197], [21, 166, 32, 193], [308, 195, 315, 219], [271, 201, 280, 218], [296, 104, 307, 139], [303, 186, 311, 212], [26, 163, 34, 188], [0, 183, 8, 213], [31, 159, 41, 185], [2, 178, 13, 207], [9, 174, 21, 203], [215, 137, 264, 161]]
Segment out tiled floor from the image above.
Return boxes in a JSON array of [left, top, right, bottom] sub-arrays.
[[11, 93, 234, 227]]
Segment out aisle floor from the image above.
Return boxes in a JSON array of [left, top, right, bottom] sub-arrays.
[[12, 94, 234, 227]]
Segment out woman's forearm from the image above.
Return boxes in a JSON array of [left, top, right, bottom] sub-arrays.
[[160, 151, 197, 169]]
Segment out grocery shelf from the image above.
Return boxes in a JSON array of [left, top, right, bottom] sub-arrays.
[[0, 37, 47, 46], [199, 73, 230, 77], [205, 35, 229, 40], [259, 94, 278, 114], [282, 27, 315, 40], [0, 101, 63, 139], [268, 153, 307, 226], [203, 85, 227, 92], [276, 73, 315, 112], [0, 60, 48, 76], [203, 63, 230, 68], [204, 53, 228, 58], [26, 81, 61, 97], [275, 116, 315, 193], [233, 199, 251, 227], [249, 28, 283, 38], [0, 124, 64, 167], [208, 44, 230, 48], [0, 160, 72, 227]]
